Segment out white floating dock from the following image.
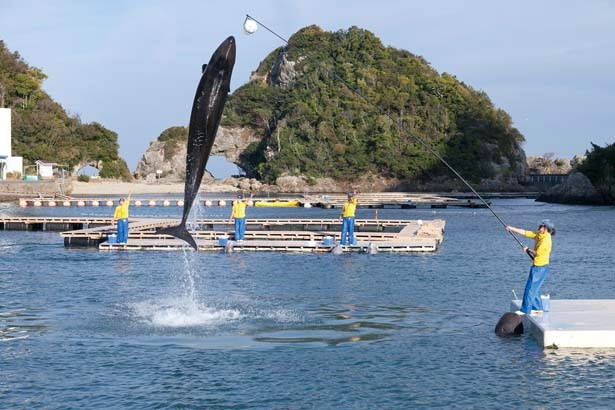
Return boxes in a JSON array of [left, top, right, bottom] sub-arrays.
[[98, 238, 438, 253], [510, 299, 615, 348]]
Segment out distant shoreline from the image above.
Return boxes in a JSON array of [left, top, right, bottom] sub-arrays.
[[1, 178, 545, 201], [70, 180, 239, 196], [0, 179, 241, 202]]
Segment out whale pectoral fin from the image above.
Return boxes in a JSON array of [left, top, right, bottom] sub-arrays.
[[156, 225, 198, 250]]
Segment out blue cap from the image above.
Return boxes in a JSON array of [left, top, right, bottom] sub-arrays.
[[540, 219, 555, 231], [348, 192, 354, 197]]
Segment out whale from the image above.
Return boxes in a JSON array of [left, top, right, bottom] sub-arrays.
[[331, 244, 343, 255], [156, 36, 236, 249], [366, 242, 378, 254], [495, 312, 524, 336]]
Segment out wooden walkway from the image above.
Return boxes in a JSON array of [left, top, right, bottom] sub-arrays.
[[58, 217, 445, 253], [1, 216, 432, 233], [1, 216, 114, 231], [1, 215, 446, 252]]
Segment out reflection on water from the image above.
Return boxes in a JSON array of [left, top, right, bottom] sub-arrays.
[[125, 300, 417, 347], [0, 307, 48, 342], [543, 348, 615, 362], [251, 305, 411, 346]]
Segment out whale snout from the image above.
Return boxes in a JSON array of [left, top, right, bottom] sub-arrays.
[[219, 36, 236, 62]]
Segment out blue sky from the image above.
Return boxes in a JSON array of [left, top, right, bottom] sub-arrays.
[[1, 0, 614, 175]]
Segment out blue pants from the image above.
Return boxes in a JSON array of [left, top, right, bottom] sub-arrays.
[[520, 265, 549, 314], [234, 217, 246, 240], [117, 218, 129, 243], [340, 217, 355, 245]]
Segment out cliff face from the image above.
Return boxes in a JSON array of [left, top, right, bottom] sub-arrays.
[[485, 142, 529, 186], [135, 125, 260, 181], [135, 140, 190, 181], [266, 52, 305, 88]]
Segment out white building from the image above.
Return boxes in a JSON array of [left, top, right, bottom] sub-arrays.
[[35, 160, 56, 179], [0, 108, 23, 179]]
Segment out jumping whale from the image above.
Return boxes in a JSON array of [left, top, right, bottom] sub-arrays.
[[156, 36, 236, 249]]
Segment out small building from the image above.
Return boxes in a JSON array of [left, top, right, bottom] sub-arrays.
[[35, 160, 56, 179], [76, 164, 100, 178]]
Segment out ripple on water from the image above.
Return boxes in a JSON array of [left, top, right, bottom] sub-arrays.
[[0, 307, 48, 342], [118, 301, 452, 348], [249, 305, 416, 347]]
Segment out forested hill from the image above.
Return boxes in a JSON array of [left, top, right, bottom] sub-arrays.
[[0, 40, 131, 179], [578, 142, 615, 204], [222, 25, 528, 186]]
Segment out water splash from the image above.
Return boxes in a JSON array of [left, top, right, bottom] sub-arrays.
[[186, 192, 203, 238], [178, 191, 203, 300], [129, 193, 242, 328], [130, 297, 241, 328]]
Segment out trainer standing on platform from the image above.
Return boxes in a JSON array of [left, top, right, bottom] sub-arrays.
[[506, 219, 555, 316], [339, 191, 358, 245], [113, 193, 131, 244], [230, 192, 254, 243]]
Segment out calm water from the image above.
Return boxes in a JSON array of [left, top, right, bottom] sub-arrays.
[[1, 198, 615, 409]]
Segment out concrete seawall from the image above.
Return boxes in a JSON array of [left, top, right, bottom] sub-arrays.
[[0, 180, 72, 201]]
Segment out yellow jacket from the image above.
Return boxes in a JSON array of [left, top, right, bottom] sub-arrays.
[[231, 200, 248, 218], [525, 230, 552, 266], [342, 198, 358, 218], [114, 195, 131, 219]]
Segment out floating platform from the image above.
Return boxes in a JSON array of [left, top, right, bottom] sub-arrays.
[[55, 217, 445, 253], [98, 238, 439, 253], [510, 299, 615, 348], [0, 216, 113, 231]]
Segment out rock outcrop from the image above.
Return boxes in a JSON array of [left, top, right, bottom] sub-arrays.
[[135, 125, 259, 181], [483, 142, 529, 187], [537, 172, 605, 205], [134, 140, 197, 182], [212, 126, 261, 164], [267, 52, 304, 88]]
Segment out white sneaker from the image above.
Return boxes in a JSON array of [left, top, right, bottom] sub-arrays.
[[514, 310, 525, 316], [530, 310, 543, 316], [237, 240, 244, 243]]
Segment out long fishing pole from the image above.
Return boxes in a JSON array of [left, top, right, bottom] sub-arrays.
[[243, 14, 528, 252]]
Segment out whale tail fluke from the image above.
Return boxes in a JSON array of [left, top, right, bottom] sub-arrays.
[[156, 224, 198, 250]]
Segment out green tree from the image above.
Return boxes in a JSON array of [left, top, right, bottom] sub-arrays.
[[1, 40, 130, 179], [578, 142, 615, 204]]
